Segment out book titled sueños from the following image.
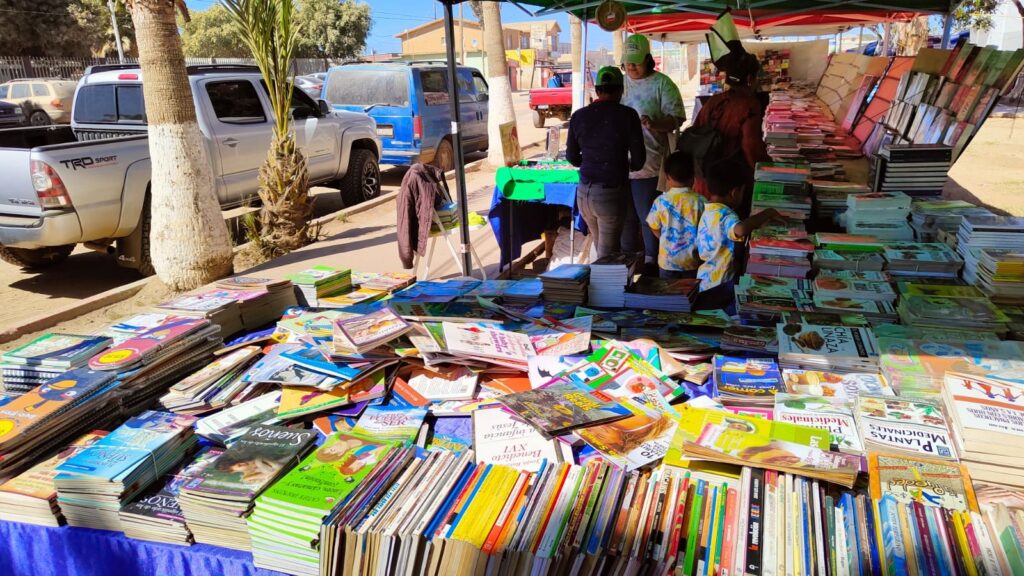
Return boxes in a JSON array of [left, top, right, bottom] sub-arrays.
[[121, 446, 224, 522]]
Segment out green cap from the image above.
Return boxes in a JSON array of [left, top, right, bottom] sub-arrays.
[[596, 66, 624, 87], [623, 34, 650, 65]]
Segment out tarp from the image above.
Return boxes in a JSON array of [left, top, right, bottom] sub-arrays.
[[529, 0, 949, 18], [625, 11, 914, 44]]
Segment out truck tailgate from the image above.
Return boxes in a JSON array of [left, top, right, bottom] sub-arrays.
[[0, 149, 43, 218]]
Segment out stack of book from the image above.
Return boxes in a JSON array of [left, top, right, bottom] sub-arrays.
[[539, 264, 590, 304], [877, 335, 1024, 396], [53, 411, 198, 530], [351, 270, 416, 293], [501, 277, 543, 306], [809, 180, 871, 219], [909, 199, 993, 241], [332, 307, 412, 356], [747, 227, 814, 278], [623, 278, 699, 312], [964, 248, 1024, 302], [943, 371, 1024, 487], [883, 242, 963, 279], [751, 162, 812, 222], [957, 216, 1024, 286], [156, 294, 244, 337], [777, 323, 880, 373], [286, 265, 352, 307], [812, 274, 898, 322], [871, 143, 952, 197], [843, 191, 913, 240], [178, 425, 317, 550], [587, 254, 637, 308], [0, 333, 111, 394], [898, 293, 1010, 334], [207, 277, 298, 330], [157, 346, 262, 415], [118, 446, 224, 544], [0, 430, 107, 526]]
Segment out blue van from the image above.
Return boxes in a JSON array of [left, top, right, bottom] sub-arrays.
[[322, 63, 489, 171]]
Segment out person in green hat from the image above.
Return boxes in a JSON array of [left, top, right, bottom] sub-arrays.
[[620, 33, 686, 276], [565, 66, 646, 259]]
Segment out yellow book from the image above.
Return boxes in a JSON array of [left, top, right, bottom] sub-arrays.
[[468, 467, 520, 549], [706, 484, 723, 574], [451, 466, 508, 544], [952, 511, 979, 576]]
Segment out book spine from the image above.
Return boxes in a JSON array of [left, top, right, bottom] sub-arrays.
[[759, 474, 775, 576], [722, 486, 740, 576], [877, 496, 909, 576], [941, 507, 969, 576], [746, 469, 765, 576], [698, 484, 717, 576], [683, 479, 706, 576], [734, 467, 752, 574]]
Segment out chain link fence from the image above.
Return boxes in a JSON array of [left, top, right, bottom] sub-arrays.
[[0, 56, 335, 83]]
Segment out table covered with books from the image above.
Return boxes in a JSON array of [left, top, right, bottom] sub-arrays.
[[3, 39, 1024, 576], [489, 159, 587, 269]]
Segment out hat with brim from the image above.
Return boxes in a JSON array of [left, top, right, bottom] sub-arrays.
[[596, 66, 625, 87], [623, 34, 651, 65]]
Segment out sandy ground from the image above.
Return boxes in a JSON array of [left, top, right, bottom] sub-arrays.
[[944, 116, 1024, 216]]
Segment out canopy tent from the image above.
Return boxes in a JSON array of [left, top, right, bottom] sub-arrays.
[[625, 10, 915, 43]]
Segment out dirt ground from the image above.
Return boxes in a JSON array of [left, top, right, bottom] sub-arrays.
[[944, 116, 1024, 216]]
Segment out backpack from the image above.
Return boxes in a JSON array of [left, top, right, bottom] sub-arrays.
[[676, 123, 727, 179]]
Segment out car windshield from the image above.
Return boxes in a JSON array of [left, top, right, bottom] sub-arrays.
[[324, 69, 409, 107]]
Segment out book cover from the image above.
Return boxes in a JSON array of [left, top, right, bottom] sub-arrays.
[[472, 406, 560, 472], [406, 365, 479, 401], [278, 346, 361, 381], [857, 396, 957, 460], [0, 369, 117, 446], [276, 369, 384, 418], [774, 394, 863, 453], [736, 274, 811, 298], [2, 334, 112, 367], [498, 382, 631, 435], [0, 431, 107, 499], [286, 265, 348, 286], [426, 417, 473, 454], [778, 324, 878, 361], [441, 323, 534, 362], [781, 369, 893, 399], [181, 425, 317, 500], [545, 344, 696, 405], [539, 264, 589, 282], [942, 371, 1024, 442], [352, 405, 427, 444], [868, 452, 978, 512], [575, 395, 679, 471], [88, 317, 209, 371], [713, 356, 783, 397], [121, 446, 224, 522], [878, 337, 1024, 390], [334, 307, 411, 351]]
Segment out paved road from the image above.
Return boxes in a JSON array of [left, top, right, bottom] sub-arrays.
[[0, 94, 550, 331]]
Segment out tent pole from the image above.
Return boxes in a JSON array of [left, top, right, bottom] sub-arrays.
[[580, 8, 589, 108], [442, 0, 474, 277], [882, 21, 892, 55], [940, 8, 954, 48]]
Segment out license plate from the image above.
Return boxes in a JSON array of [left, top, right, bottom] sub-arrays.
[[376, 125, 394, 138], [537, 105, 549, 110]]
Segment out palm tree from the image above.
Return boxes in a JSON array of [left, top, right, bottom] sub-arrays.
[[124, 0, 233, 289], [570, 15, 582, 112], [481, 2, 518, 167], [222, 0, 312, 256]]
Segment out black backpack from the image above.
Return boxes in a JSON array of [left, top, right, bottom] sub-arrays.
[[676, 123, 727, 179]]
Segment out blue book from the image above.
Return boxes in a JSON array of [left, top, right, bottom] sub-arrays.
[[427, 417, 472, 453], [540, 264, 589, 282], [2, 333, 112, 368], [713, 355, 783, 398], [280, 346, 361, 381], [877, 495, 909, 576]]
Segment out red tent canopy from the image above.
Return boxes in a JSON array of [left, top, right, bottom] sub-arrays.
[[626, 10, 916, 41]]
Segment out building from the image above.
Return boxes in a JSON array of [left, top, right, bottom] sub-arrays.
[[504, 20, 562, 54], [395, 18, 531, 58], [971, 0, 1023, 50]]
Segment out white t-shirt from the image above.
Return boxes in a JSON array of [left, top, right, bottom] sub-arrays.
[[623, 71, 685, 182]]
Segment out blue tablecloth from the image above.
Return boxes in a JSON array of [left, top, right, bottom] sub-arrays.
[[488, 183, 587, 270], [0, 521, 286, 576]]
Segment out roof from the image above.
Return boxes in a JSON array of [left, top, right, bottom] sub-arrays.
[[504, 20, 562, 34], [394, 17, 481, 39], [518, 0, 953, 21], [627, 10, 917, 43]]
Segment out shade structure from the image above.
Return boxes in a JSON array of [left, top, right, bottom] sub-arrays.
[[626, 10, 916, 43], [528, 0, 950, 18]]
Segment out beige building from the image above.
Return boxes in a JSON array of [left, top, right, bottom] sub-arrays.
[[504, 20, 562, 54], [395, 18, 532, 57]]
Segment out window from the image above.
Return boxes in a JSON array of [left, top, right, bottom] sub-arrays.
[[324, 69, 409, 107], [206, 80, 266, 124], [456, 73, 475, 103], [420, 70, 449, 106], [520, 37, 529, 49], [258, 81, 319, 119], [10, 83, 29, 98], [0, 85, 8, 99], [472, 73, 488, 101], [32, 84, 48, 97], [73, 84, 146, 124]]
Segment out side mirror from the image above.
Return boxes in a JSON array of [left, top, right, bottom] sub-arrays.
[[477, 93, 489, 102], [318, 99, 331, 116]]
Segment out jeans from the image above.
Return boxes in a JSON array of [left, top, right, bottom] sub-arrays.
[[576, 181, 628, 260], [659, 268, 698, 279], [621, 177, 661, 263]]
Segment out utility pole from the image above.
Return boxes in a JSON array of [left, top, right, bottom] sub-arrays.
[[108, 0, 125, 63], [459, 3, 466, 65]]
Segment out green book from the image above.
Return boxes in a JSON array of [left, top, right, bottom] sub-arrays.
[[682, 480, 705, 576], [286, 265, 350, 287]]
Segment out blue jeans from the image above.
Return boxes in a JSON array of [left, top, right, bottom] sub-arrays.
[[621, 177, 660, 263], [576, 181, 628, 260]]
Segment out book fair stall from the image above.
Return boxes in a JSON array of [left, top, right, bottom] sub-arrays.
[[3, 1, 1024, 576]]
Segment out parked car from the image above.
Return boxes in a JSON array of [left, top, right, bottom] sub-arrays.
[[322, 62, 489, 172], [293, 75, 323, 99], [0, 64, 381, 273], [0, 101, 24, 128], [0, 78, 76, 125], [528, 68, 594, 128]]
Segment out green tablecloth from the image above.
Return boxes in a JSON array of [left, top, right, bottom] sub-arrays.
[[495, 160, 580, 201]]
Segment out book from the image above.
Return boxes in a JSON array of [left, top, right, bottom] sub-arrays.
[[867, 452, 978, 512], [352, 405, 427, 444], [856, 396, 957, 461], [498, 382, 632, 436], [441, 322, 534, 365], [472, 406, 561, 472], [1, 334, 111, 368], [777, 323, 880, 373], [332, 307, 411, 354], [774, 394, 863, 454], [575, 395, 679, 471], [713, 355, 783, 400], [781, 369, 894, 399]]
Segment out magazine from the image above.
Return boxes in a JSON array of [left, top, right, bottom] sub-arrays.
[[498, 382, 631, 435]]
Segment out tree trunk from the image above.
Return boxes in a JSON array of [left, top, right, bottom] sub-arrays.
[[893, 16, 929, 57], [570, 15, 582, 112], [127, 0, 233, 290], [482, 2, 517, 167], [612, 29, 624, 65]]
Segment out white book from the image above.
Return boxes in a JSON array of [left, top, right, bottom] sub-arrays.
[[472, 407, 561, 473]]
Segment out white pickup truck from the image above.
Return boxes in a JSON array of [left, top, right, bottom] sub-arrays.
[[0, 64, 381, 274]]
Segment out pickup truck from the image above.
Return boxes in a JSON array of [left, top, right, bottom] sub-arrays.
[[528, 70, 595, 129], [0, 64, 381, 274]]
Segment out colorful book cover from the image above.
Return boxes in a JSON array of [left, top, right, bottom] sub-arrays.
[[878, 337, 1024, 389], [523, 316, 593, 357], [575, 395, 679, 471], [318, 287, 387, 308], [121, 446, 224, 522], [426, 417, 473, 454], [285, 265, 348, 286], [868, 452, 978, 512], [352, 405, 427, 444], [88, 317, 209, 371], [277, 375, 360, 419], [778, 324, 878, 361], [545, 344, 698, 405], [774, 394, 863, 453], [498, 382, 631, 435], [0, 431, 107, 499], [181, 425, 317, 500], [441, 323, 534, 362], [942, 372, 1024, 440], [334, 307, 411, 351], [895, 283, 983, 298], [736, 275, 811, 298], [0, 369, 117, 446], [278, 346, 361, 381], [713, 356, 783, 397], [781, 369, 894, 399], [472, 406, 560, 472], [901, 296, 1007, 324], [406, 366, 479, 401], [2, 334, 112, 367], [857, 396, 957, 460]]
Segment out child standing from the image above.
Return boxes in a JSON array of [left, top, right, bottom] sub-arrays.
[[646, 151, 703, 279], [696, 158, 780, 305]]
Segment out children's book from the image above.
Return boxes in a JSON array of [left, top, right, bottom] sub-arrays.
[[867, 452, 978, 512], [498, 382, 631, 436], [352, 405, 428, 444], [2, 334, 112, 368]]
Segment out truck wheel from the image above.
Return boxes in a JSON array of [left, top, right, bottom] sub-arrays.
[[339, 149, 381, 206], [28, 111, 51, 126], [432, 139, 454, 173], [532, 110, 544, 129], [0, 245, 73, 269], [136, 199, 155, 277]]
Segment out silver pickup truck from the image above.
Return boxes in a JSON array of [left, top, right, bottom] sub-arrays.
[[0, 64, 381, 273]]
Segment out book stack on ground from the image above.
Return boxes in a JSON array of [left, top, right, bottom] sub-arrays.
[[751, 162, 812, 222], [871, 144, 952, 197], [155, 294, 244, 338], [842, 191, 913, 240], [210, 277, 298, 330], [897, 293, 1011, 335], [747, 226, 814, 278], [539, 264, 589, 305], [286, 265, 352, 307], [943, 371, 1024, 487], [0, 430, 107, 526], [964, 248, 1024, 302], [53, 411, 198, 530], [777, 323, 880, 373], [0, 333, 111, 394], [119, 445, 223, 544], [883, 242, 963, 280], [809, 180, 870, 219], [811, 275, 898, 322], [178, 425, 317, 550], [957, 216, 1024, 288], [587, 254, 638, 308], [909, 199, 993, 241], [623, 277, 699, 312]]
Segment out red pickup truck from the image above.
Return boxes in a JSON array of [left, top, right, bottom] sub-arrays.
[[528, 70, 594, 128]]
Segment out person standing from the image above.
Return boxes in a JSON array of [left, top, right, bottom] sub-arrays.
[[566, 66, 646, 259], [620, 33, 686, 276]]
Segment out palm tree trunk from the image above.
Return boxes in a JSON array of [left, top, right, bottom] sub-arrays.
[[570, 15, 582, 112], [127, 0, 233, 290], [612, 29, 624, 65], [482, 2, 516, 167]]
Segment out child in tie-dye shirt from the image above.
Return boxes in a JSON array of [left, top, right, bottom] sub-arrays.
[[697, 158, 781, 296], [647, 151, 702, 279]]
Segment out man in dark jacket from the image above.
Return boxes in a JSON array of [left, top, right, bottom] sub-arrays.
[[566, 66, 646, 259]]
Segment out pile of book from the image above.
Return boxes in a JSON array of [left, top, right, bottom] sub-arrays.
[[53, 411, 197, 530], [964, 248, 1024, 302], [843, 191, 913, 240], [287, 265, 352, 307], [539, 264, 589, 304], [751, 162, 812, 222], [587, 254, 637, 308], [958, 216, 1024, 290], [909, 199, 993, 241], [812, 272, 898, 322], [810, 180, 871, 220], [871, 143, 952, 197], [943, 371, 1024, 487], [747, 226, 814, 278], [623, 277, 699, 312], [0, 333, 111, 394], [882, 241, 963, 279]]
